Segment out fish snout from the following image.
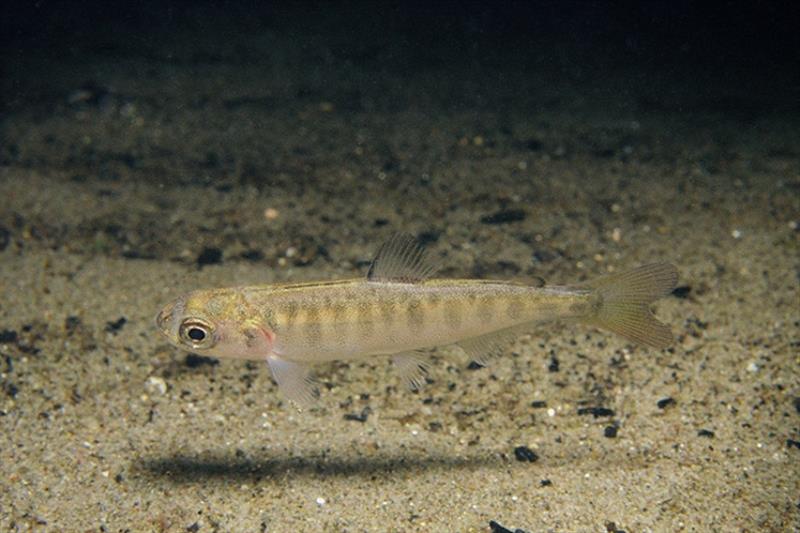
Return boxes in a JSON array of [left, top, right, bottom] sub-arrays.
[[155, 299, 180, 337]]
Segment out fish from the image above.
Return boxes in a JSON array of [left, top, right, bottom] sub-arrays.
[[156, 233, 678, 405]]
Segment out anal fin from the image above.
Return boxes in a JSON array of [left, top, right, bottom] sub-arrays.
[[392, 351, 431, 390], [266, 356, 319, 407]]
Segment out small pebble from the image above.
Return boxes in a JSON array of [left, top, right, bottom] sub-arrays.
[[488, 520, 528, 533], [786, 439, 800, 450], [540, 479, 552, 487], [144, 376, 167, 395], [264, 207, 280, 220], [513, 446, 539, 463], [316, 496, 326, 506], [604, 425, 618, 438], [196, 247, 223, 267], [489, 521, 513, 533], [185, 354, 219, 367], [343, 407, 371, 423], [480, 209, 526, 225], [577, 407, 615, 418], [0, 329, 18, 343], [240, 250, 264, 262], [530, 400, 547, 408], [731, 229, 742, 239], [657, 397, 676, 409], [64, 316, 81, 333], [0, 226, 9, 251], [697, 429, 715, 438], [671, 286, 692, 298], [105, 317, 127, 333]]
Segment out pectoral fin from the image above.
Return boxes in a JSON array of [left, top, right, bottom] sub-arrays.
[[392, 351, 431, 390], [266, 356, 319, 407]]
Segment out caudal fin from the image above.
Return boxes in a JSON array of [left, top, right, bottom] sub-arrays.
[[581, 263, 678, 349]]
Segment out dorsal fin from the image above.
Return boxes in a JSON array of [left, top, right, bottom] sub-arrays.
[[366, 233, 438, 283]]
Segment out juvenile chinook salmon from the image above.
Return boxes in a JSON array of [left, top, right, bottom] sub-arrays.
[[156, 234, 678, 405]]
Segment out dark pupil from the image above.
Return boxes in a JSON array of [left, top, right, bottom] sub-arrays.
[[187, 327, 206, 341]]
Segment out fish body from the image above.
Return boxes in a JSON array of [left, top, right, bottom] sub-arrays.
[[156, 234, 678, 405]]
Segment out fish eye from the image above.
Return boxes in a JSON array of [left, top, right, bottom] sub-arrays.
[[187, 327, 206, 341], [179, 319, 213, 347]]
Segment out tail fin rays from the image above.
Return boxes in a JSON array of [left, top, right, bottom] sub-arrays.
[[581, 263, 678, 349]]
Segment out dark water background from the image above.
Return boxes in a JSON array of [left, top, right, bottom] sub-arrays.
[[2, 2, 798, 266]]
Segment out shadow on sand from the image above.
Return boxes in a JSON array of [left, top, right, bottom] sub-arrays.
[[135, 449, 507, 483]]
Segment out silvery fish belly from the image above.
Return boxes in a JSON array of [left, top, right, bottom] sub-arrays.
[[156, 233, 678, 406]]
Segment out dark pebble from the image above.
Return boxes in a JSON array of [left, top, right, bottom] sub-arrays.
[[343, 407, 371, 423], [540, 479, 552, 487], [495, 260, 521, 274], [373, 218, 389, 227], [105, 317, 127, 333], [697, 429, 715, 438], [604, 425, 618, 438], [525, 138, 544, 151], [185, 354, 219, 367], [577, 407, 615, 418], [530, 400, 547, 408], [793, 397, 800, 415], [466, 361, 485, 370], [605, 521, 627, 533], [121, 250, 156, 260], [0, 329, 18, 343], [417, 230, 440, 246], [197, 247, 223, 267], [240, 250, 264, 262], [186, 522, 200, 533], [547, 353, 559, 372], [489, 520, 528, 533], [4, 382, 19, 397], [657, 397, 676, 409], [64, 316, 81, 333], [671, 286, 692, 298], [489, 521, 513, 533], [787, 439, 800, 450], [513, 445, 539, 463], [480, 209, 526, 225], [0, 226, 9, 251], [593, 148, 615, 159], [532, 249, 557, 263]]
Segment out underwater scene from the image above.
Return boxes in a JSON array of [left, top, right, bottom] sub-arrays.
[[1, 2, 798, 531]]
